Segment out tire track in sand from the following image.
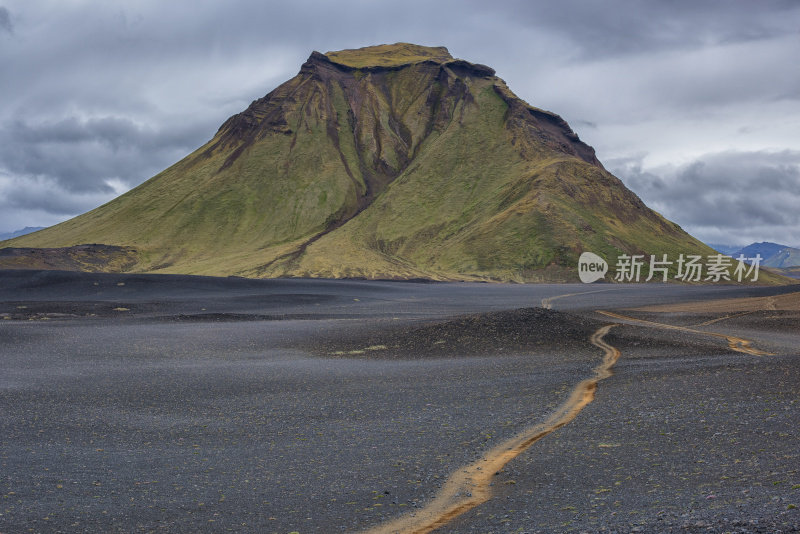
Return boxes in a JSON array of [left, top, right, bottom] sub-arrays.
[[364, 324, 621, 534]]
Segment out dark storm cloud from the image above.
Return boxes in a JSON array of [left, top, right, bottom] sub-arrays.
[[611, 151, 800, 246]]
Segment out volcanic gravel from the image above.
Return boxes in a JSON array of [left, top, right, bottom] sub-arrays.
[[1, 270, 798, 533]]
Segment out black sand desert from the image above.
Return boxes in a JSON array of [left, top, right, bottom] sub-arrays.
[[1, 270, 798, 533]]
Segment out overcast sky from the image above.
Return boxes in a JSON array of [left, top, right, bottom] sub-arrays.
[[1, 0, 798, 247]]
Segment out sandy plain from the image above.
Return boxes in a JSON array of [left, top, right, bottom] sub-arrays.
[[0, 270, 798, 533]]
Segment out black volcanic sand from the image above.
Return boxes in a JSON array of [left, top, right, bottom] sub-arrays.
[[0, 271, 607, 533], [1, 270, 799, 533], [304, 307, 603, 360], [441, 323, 800, 533]]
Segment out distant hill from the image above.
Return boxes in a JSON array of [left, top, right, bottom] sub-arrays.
[[735, 242, 788, 260], [0, 227, 46, 241], [734, 242, 800, 268], [774, 266, 800, 279]]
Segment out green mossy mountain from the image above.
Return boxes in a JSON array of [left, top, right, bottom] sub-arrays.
[[1, 43, 743, 282]]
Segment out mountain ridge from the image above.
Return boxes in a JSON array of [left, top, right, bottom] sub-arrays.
[[734, 242, 800, 268]]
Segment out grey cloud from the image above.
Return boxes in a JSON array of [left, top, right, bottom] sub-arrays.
[[13, 116, 205, 152], [16, 117, 149, 148], [492, 0, 800, 60], [1, 181, 106, 215], [611, 150, 800, 245], [0, 115, 211, 194], [0, 6, 11, 34]]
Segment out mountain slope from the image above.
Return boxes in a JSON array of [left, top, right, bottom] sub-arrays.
[[764, 248, 800, 268], [1, 43, 743, 282]]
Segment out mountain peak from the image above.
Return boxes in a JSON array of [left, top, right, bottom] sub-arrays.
[[2, 44, 745, 283], [323, 42, 453, 68]]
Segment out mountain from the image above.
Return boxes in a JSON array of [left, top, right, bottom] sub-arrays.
[[0, 43, 769, 282], [0, 227, 46, 241], [733, 242, 800, 268], [734, 242, 788, 261]]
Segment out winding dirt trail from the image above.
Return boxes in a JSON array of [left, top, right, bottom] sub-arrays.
[[540, 288, 626, 310], [595, 310, 773, 356], [364, 324, 621, 534], [365, 298, 776, 533]]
